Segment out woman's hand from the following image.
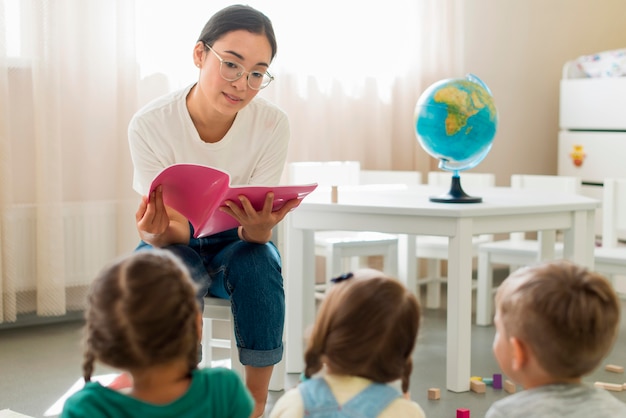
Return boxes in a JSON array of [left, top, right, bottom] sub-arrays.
[[220, 192, 302, 244], [135, 185, 190, 247]]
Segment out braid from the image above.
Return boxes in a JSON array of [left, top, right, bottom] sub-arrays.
[[82, 348, 95, 383], [401, 357, 413, 393], [303, 346, 324, 379]]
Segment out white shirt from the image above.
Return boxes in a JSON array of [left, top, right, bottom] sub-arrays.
[[128, 84, 290, 195]]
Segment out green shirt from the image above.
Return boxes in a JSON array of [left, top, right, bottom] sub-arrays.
[[61, 368, 253, 418]]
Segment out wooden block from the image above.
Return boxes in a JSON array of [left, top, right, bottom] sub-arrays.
[[594, 381, 624, 392], [470, 376, 482, 381], [456, 408, 470, 418], [504, 379, 516, 394], [623, 383, 626, 391], [331, 185, 338, 203], [492, 373, 503, 389], [470, 379, 486, 393], [427, 388, 441, 400], [605, 364, 624, 373]]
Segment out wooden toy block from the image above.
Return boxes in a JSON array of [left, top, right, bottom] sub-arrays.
[[504, 379, 516, 394], [492, 373, 503, 389], [456, 408, 470, 418], [331, 185, 338, 203], [427, 388, 441, 400], [470, 379, 486, 393], [594, 381, 624, 392], [482, 377, 493, 385], [623, 383, 626, 391], [605, 364, 624, 373], [470, 376, 482, 381]]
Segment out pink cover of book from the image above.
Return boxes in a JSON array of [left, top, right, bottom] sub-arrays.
[[149, 163, 318, 238]]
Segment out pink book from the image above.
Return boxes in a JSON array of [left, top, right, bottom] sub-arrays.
[[149, 163, 318, 238]]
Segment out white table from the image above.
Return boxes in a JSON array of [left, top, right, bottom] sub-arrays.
[[283, 184, 599, 392]]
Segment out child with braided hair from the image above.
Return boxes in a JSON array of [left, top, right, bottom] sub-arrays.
[[270, 269, 425, 418], [61, 249, 253, 418]]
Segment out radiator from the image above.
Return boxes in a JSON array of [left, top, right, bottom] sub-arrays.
[[1, 200, 137, 324]]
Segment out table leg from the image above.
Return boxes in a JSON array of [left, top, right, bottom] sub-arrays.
[[563, 209, 596, 269], [446, 219, 473, 392], [398, 234, 417, 292], [284, 222, 315, 373]]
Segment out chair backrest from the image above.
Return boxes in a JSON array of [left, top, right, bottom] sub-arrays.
[[509, 174, 582, 241], [287, 161, 360, 186], [601, 178, 626, 249], [359, 170, 422, 185], [427, 171, 496, 188], [510, 174, 581, 193]]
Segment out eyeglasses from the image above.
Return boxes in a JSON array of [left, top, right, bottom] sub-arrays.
[[205, 44, 274, 90]]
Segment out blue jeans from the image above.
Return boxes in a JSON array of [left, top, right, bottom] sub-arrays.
[[136, 227, 284, 367]]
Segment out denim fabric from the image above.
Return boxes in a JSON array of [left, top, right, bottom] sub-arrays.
[[135, 227, 284, 367], [299, 377, 401, 417]]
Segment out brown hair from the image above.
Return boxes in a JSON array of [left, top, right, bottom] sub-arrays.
[[82, 249, 200, 382], [496, 260, 620, 379], [304, 269, 421, 392], [197, 4, 277, 60]]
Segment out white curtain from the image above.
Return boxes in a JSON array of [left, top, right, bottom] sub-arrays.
[[0, 0, 139, 322], [0, 0, 462, 322]]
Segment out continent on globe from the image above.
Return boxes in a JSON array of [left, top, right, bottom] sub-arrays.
[[434, 81, 497, 136]]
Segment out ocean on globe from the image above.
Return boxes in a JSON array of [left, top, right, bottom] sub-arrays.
[[414, 74, 497, 173]]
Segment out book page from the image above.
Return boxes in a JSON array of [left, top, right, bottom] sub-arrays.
[[149, 164, 230, 234], [150, 164, 317, 238], [199, 183, 317, 238]]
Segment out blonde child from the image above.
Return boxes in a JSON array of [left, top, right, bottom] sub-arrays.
[[486, 260, 626, 417], [61, 249, 253, 418], [270, 269, 425, 418]]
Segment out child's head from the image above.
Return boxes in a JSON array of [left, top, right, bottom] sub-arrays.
[[493, 260, 620, 384], [304, 269, 421, 393], [82, 249, 200, 382]]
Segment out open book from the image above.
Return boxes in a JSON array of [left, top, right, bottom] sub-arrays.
[[149, 164, 317, 238]]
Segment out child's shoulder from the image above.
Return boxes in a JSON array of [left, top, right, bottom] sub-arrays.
[[60, 382, 118, 417], [486, 383, 626, 418], [381, 397, 425, 418]]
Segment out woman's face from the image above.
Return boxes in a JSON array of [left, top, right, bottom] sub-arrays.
[[194, 30, 272, 117]]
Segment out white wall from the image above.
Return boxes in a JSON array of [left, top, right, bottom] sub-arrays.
[[460, 0, 626, 185]]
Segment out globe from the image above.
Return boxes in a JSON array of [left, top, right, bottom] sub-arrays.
[[414, 74, 498, 203]]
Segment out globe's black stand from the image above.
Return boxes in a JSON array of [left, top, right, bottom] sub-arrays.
[[430, 175, 482, 203]]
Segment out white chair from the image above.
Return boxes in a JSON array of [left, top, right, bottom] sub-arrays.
[[416, 171, 496, 308], [475, 174, 582, 325], [359, 169, 422, 185], [201, 297, 285, 391], [287, 161, 401, 296], [594, 178, 626, 294]]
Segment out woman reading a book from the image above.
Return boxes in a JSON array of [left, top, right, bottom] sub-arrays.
[[128, 5, 299, 417]]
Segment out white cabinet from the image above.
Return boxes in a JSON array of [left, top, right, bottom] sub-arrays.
[[558, 132, 626, 183], [558, 60, 626, 240]]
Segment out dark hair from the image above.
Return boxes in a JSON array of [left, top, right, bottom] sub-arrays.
[[82, 249, 200, 382], [304, 269, 421, 393], [496, 260, 620, 379], [197, 4, 277, 60]]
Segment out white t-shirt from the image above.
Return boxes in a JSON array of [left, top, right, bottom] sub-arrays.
[[128, 84, 290, 195]]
